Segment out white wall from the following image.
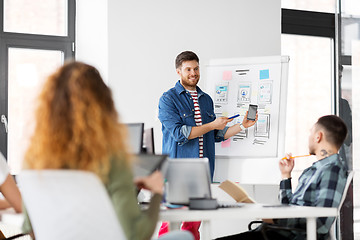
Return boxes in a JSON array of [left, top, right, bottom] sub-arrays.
[[76, 0, 108, 82], [77, 0, 281, 183]]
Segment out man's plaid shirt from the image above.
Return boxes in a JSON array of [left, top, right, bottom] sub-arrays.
[[277, 154, 347, 239]]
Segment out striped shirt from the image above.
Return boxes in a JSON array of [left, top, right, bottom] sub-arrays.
[[277, 154, 347, 239], [188, 90, 203, 158]]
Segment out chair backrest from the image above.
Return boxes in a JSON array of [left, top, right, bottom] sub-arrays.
[[338, 171, 354, 211], [18, 170, 127, 240], [329, 171, 354, 240]]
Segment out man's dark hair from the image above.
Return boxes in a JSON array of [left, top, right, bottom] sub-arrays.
[[316, 115, 347, 149], [175, 51, 199, 69]]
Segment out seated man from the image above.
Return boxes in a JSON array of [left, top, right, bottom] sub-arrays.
[[216, 115, 348, 240]]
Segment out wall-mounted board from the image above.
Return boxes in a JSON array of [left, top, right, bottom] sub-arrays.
[[206, 56, 289, 158]]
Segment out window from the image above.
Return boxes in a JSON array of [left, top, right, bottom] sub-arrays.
[[340, 0, 360, 238], [281, 7, 336, 186], [7, 48, 63, 172], [282, 0, 335, 13], [4, 0, 67, 36], [282, 1, 357, 238], [352, 40, 360, 240], [341, 0, 360, 56], [342, 0, 360, 15], [0, 0, 75, 173], [281, 34, 333, 182]]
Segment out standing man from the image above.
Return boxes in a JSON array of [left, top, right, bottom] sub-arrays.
[[158, 51, 257, 240], [159, 51, 257, 179]]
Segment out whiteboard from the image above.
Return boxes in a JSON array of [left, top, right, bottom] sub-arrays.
[[205, 56, 289, 158]]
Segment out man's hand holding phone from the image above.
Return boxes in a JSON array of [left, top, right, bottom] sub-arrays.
[[242, 111, 258, 128], [247, 104, 258, 121], [242, 104, 258, 128], [222, 105, 258, 139]]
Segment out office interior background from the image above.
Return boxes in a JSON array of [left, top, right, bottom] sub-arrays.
[[0, 0, 359, 239]]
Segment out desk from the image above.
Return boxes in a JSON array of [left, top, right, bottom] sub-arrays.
[[159, 204, 337, 240]]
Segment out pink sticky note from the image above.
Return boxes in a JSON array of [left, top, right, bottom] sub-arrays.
[[221, 138, 231, 148], [222, 71, 232, 81]]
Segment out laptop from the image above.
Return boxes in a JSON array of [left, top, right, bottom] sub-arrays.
[[132, 154, 167, 178], [164, 158, 244, 208]]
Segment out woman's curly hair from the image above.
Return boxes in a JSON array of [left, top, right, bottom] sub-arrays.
[[25, 61, 131, 181]]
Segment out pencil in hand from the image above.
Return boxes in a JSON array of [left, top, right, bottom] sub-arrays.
[[281, 154, 311, 160]]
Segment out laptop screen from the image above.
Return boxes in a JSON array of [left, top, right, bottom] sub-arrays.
[[164, 158, 212, 205], [126, 123, 144, 154]]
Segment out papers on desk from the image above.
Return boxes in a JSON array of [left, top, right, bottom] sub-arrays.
[[0, 209, 24, 227]]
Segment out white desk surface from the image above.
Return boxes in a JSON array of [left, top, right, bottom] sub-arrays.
[[159, 203, 337, 240], [0, 204, 338, 240], [160, 203, 337, 221]]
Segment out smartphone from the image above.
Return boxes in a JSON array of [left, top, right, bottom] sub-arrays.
[[247, 104, 258, 121]]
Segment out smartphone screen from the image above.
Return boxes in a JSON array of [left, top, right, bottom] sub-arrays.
[[247, 104, 258, 121]]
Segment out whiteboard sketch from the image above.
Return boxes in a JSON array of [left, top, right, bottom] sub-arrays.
[[205, 56, 289, 158]]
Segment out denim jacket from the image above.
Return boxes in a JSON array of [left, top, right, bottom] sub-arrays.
[[158, 81, 227, 179]]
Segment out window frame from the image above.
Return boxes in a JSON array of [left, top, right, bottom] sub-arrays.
[[282, 8, 335, 38], [0, 0, 76, 158]]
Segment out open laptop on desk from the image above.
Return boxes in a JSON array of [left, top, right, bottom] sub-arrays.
[[164, 158, 244, 209]]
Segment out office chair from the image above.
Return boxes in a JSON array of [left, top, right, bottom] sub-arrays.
[[17, 170, 127, 240], [248, 171, 354, 240], [331, 171, 354, 240]]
